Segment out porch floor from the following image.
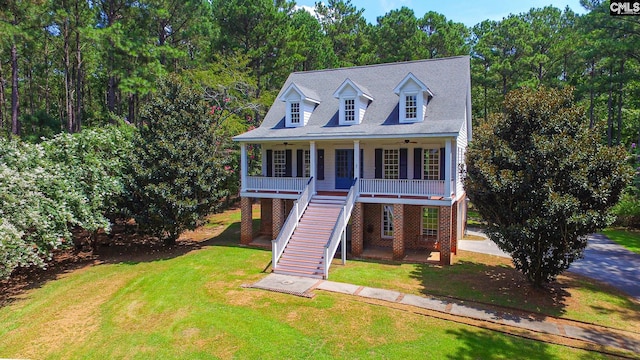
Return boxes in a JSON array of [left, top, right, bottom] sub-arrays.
[[359, 247, 441, 264], [248, 234, 272, 249]]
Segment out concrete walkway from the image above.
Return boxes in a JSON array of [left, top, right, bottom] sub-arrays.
[[459, 230, 640, 301], [250, 273, 640, 355]]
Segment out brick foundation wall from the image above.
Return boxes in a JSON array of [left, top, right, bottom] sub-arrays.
[[362, 204, 388, 248], [392, 203, 405, 260], [439, 205, 453, 265], [351, 202, 364, 256], [260, 198, 273, 237], [240, 197, 253, 245], [452, 200, 458, 254]]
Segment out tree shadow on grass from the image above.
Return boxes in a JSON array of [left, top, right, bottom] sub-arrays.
[[0, 217, 262, 308], [444, 327, 556, 360], [409, 258, 571, 319]]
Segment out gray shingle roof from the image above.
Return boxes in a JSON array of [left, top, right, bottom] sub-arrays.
[[234, 56, 471, 142]]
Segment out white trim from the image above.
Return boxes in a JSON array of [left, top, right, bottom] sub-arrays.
[[382, 204, 394, 239], [421, 206, 439, 239]]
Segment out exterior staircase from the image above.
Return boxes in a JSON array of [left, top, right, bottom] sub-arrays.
[[273, 195, 345, 278]]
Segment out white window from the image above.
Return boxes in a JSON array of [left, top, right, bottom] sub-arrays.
[[423, 149, 440, 180], [383, 149, 399, 179], [382, 205, 394, 238], [274, 150, 286, 177], [303, 150, 310, 177], [405, 94, 417, 119], [290, 102, 300, 124], [344, 98, 355, 122], [422, 207, 438, 237]]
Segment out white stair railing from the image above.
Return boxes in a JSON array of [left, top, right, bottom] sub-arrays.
[[271, 177, 314, 270], [323, 178, 359, 279]]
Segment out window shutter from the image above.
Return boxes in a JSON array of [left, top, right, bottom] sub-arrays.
[[399, 148, 408, 179], [266, 150, 273, 177], [360, 149, 364, 179], [413, 148, 422, 179], [375, 148, 382, 179], [439, 147, 445, 181], [317, 149, 324, 180], [285, 149, 292, 177], [296, 149, 303, 177]]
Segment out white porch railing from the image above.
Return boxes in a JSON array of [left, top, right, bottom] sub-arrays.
[[271, 177, 314, 270], [323, 178, 359, 279], [245, 176, 310, 193], [359, 179, 447, 197]]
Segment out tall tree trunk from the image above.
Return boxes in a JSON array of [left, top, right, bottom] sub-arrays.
[[44, 27, 51, 114], [128, 93, 136, 125], [616, 60, 625, 145], [74, 0, 83, 132], [588, 60, 595, 129], [11, 41, 20, 136], [607, 66, 614, 147], [0, 58, 5, 132], [64, 16, 74, 133]]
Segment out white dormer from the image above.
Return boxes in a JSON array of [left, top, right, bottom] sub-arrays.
[[393, 73, 433, 123], [279, 83, 320, 127], [332, 79, 373, 125]]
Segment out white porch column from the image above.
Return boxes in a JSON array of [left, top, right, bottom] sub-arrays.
[[353, 140, 360, 181], [445, 139, 452, 198], [310, 141, 317, 194], [240, 143, 248, 192]]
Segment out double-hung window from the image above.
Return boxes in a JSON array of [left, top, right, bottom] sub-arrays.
[[290, 102, 300, 124], [422, 207, 438, 237], [382, 205, 394, 238], [344, 98, 355, 122], [405, 94, 417, 120], [303, 150, 310, 177], [273, 150, 286, 177], [423, 149, 440, 180], [383, 149, 399, 179]]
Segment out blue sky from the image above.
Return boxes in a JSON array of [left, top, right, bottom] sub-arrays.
[[294, 0, 588, 27]]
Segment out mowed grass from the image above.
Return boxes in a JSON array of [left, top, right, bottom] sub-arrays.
[[601, 228, 640, 254], [0, 207, 634, 359]]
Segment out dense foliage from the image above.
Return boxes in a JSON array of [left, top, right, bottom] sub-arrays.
[[0, 127, 133, 277], [464, 87, 632, 286], [125, 76, 249, 244]]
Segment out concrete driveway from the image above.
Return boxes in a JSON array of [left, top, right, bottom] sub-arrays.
[[459, 231, 640, 301]]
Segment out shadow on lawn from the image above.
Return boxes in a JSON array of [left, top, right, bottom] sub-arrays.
[[0, 217, 259, 308], [409, 260, 572, 319], [444, 327, 555, 360]]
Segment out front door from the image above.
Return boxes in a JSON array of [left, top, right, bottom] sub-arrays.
[[335, 149, 354, 189]]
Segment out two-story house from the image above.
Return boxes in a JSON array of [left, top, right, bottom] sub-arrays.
[[233, 56, 472, 279]]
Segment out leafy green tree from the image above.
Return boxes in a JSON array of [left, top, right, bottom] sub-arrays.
[[418, 11, 470, 59], [126, 76, 245, 245], [0, 126, 132, 277], [315, 0, 370, 66], [372, 7, 423, 63], [464, 87, 631, 287]]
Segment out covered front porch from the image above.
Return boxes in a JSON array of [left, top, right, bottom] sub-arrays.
[[239, 137, 461, 200]]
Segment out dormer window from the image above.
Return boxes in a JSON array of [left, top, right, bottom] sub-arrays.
[[405, 94, 417, 120], [279, 83, 320, 128], [344, 98, 355, 122], [394, 73, 433, 123], [333, 78, 373, 126], [290, 102, 300, 124]]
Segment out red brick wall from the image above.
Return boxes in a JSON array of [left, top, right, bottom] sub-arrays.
[[351, 202, 364, 256], [392, 204, 405, 260], [362, 204, 388, 248], [260, 198, 273, 237], [240, 197, 253, 245], [439, 205, 453, 265]]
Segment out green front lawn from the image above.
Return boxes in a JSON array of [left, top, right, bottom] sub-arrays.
[[601, 228, 640, 254], [0, 208, 634, 359]]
